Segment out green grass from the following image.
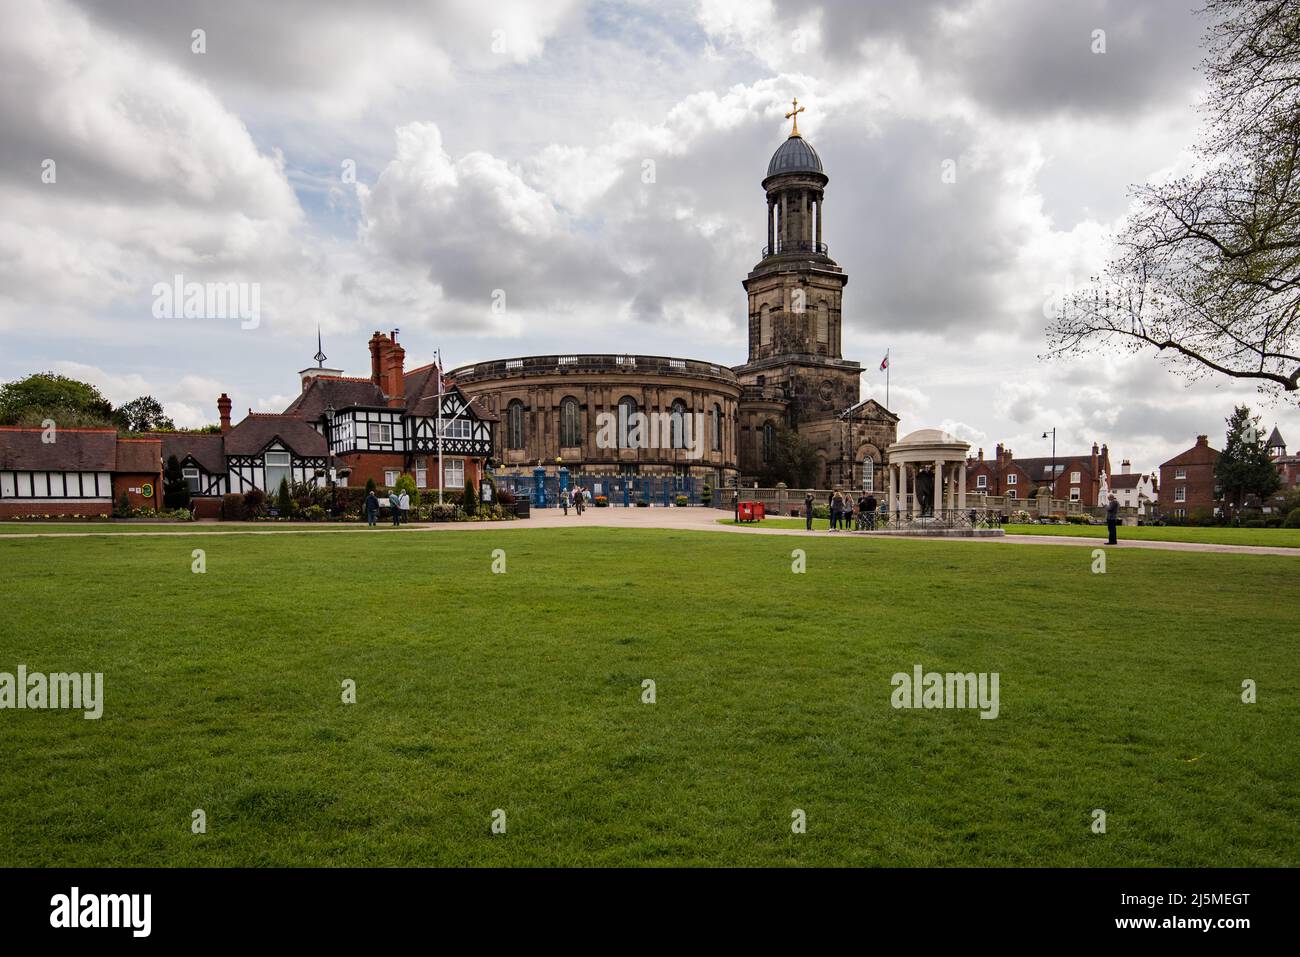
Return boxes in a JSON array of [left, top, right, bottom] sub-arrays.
[[0, 522, 414, 535], [1003, 523, 1300, 548], [0, 528, 1296, 867]]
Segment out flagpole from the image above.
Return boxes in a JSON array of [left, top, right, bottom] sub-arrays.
[[436, 348, 444, 506], [886, 348, 890, 410]]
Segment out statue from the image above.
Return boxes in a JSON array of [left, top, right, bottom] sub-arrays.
[[914, 468, 935, 516]]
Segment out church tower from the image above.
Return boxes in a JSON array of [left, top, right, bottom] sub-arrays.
[[735, 101, 863, 424]]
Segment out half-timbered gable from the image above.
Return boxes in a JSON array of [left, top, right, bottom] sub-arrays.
[[160, 433, 228, 499], [223, 415, 330, 494]]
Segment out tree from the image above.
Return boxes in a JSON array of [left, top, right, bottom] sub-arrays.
[[115, 396, 175, 432], [463, 476, 478, 516], [276, 477, 293, 516], [767, 426, 820, 487], [1216, 405, 1282, 515], [163, 455, 192, 510], [0, 372, 115, 426], [1047, 1, 1300, 398]]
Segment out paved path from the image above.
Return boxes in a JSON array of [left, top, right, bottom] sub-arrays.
[[1, 509, 1296, 556]]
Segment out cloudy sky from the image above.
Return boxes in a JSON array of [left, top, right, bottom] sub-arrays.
[[3, 0, 1297, 470]]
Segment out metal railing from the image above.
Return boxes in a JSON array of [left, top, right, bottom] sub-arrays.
[[761, 240, 829, 257]]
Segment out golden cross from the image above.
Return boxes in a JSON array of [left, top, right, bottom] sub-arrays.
[[785, 97, 805, 137]]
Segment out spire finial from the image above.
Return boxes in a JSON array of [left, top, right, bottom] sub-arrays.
[[314, 326, 327, 368], [785, 97, 805, 137]]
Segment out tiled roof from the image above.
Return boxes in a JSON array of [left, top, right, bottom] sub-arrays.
[[224, 414, 327, 456], [1108, 473, 1144, 490], [283, 376, 387, 419], [114, 437, 162, 473], [158, 432, 226, 474], [0, 427, 117, 471]]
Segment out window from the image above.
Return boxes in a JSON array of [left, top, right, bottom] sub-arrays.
[[369, 422, 392, 444], [560, 397, 581, 447], [1070, 487, 1080, 502], [816, 301, 829, 343], [1070, 471, 1081, 484], [415, 457, 427, 489], [1175, 486, 1186, 502], [1007, 489, 1017, 500], [618, 396, 638, 448], [384, 470, 399, 487], [670, 400, 688, 449], [1007, 474, 1017, 485], [437, 418, 471, 440], [762, 421, 775, 464], [862, 457, 874, 492], [506, 400, 525, 449], [712, 404, 722, 452], [760, 304, 771, 345], [1175, 467, 1187, 480], [444, 458, 465, 489], [183, 467, 200, 494], [976, 474, 987, 489], [265, 451, 291, 493]]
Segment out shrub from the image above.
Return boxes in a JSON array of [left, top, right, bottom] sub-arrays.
[[159, 507, 194, 521], [365, 478, 376, 493], [303, 504, 326, 521], [497, 488, 516, 506], [636, 499, 650, 507], [1284, 507, 1300, 529], [429, 504, 463, 522], [595, 495, 608, 507], [463, 476, 478, 517], [276, 477, 293, 516], [220, 493, 243, 520], [812, 505, 829, 520], [115, 492, 131, 517], [1244, 519, 1266, 528], [701, 483, 712, 506], [675, 494, 689, 507], [243, 487, 266, 519], [163, 455, 191, 510]]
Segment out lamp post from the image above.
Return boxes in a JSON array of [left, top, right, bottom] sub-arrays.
[[1042, 428, 1056, 502]]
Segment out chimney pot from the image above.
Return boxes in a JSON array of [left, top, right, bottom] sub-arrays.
[[217, 393, 233, 434]]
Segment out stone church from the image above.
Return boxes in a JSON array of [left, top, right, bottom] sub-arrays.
[[449, 104, 898, 491]]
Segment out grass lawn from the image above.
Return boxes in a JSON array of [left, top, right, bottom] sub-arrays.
[[1003, 523, 1300, 548], [0, 528, 1296, 867], [0, 522, 415, 535]]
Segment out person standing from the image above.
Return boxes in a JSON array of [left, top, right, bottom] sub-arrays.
[[575, 487, 585, 515], [388, 487, 401, 526], [560, 487, 570, 516], [1106, 493, 1119, 545], [863, 492, 877, 531], [399, 489, 410, 525], [843, 495, 855, 531], [803, 492, 814, 531], [732, 489, 740, 522], [365, 489, 379, 527]]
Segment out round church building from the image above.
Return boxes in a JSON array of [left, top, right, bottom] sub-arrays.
[[447, 354, 743, 486]]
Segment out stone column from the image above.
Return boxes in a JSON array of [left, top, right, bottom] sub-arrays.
[[900, 463, 909, 518], [933, 459, 943, 516], [780, 193, 788, 248], [887, 462, 895, 513], [958, 463, 967, 513], [815, 197, 822, 248], [947, 463, 956, 512], [767, 199, 775, 252]]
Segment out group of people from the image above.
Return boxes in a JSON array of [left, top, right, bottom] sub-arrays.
[[364, 488, 411, 527], [559, 486, 588, 516], [804, 490, 879, 531]]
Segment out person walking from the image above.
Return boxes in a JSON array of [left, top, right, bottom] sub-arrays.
[[365, 489, 379, 527], [1106, 493, 1119, 545], [575, 487, 585, 515], [388, 487, 401, 526], [560, 487, 570, 516], [398, 489, 410, 525], [804, 492, 814, 531]]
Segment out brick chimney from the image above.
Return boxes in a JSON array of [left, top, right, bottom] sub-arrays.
[[369, 331, 385, 384], [1090, 442, 1099, 479], [978, 447, 984, 461], [217, 393, 232, 433], [995, 442, 1005, 466], [384, 330, 405, 407], [1195, 434, 1208, 447], [1122, 459, 1131, 475]]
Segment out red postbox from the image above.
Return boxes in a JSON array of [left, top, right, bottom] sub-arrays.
[[737, 501, 755, 522]]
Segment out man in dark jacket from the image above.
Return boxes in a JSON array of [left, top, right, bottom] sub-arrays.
[[1106, 494, 1119, 544], [862, 493, 877, 530], [365, 490, 379, 527], [804, 492, 815, 531]]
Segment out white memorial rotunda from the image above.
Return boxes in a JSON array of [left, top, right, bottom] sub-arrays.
[[884, 429, 1001, 535]]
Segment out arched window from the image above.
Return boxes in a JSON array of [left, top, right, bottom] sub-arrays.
[[712, 403, 722, 452], [560, 397, 581, 447], [762, 420, 775, 464], [816, 301, 829, 344], [506, 400, 525, 449], [618, 396, 638, 449], [759, 304, 771, 345], [862, 456, 875, 491], [670, 399, 688, 449]]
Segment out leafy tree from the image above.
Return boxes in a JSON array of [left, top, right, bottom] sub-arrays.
[[1048, 1, 1300, 397], [365, 477, 376, 493], [0, 372, 115, 426], [1216, 405, 1282, 516], [393, 473, 418, 498], [115, 395, 175, 432], [463, 476, 478, 516], [766, 426, 820, 487], [163, 455, 192, 510]]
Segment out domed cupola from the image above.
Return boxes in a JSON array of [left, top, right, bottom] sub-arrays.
[[767, 134, 823, 177]]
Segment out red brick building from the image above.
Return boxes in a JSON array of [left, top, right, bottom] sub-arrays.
[[0, 427, 161, 518], [1266, 427, 1300, 494], [1158, 435, 1221, 518], [965, 441, 1111, 505]]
